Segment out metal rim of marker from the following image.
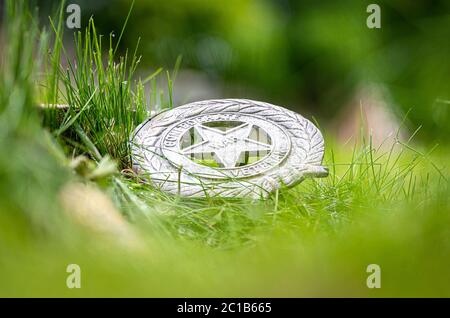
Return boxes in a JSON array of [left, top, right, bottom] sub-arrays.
[[131, 99, 328, 198]]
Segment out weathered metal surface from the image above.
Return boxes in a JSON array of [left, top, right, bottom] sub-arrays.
[[131, 99, 328, 198]]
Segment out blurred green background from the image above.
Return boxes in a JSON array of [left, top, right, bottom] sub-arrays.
[[37, 0, 450, 140], [0, 0, 449, 298]]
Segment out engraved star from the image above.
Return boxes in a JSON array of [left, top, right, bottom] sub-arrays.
[[181, 123, 272, 168]]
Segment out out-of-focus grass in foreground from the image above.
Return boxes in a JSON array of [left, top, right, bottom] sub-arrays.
[[0, 1, 449, 297]]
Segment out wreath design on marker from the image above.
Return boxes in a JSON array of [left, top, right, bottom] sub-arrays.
[[131, 99, 327, 198]]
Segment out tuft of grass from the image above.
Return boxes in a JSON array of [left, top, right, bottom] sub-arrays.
[[40, 0, 172, 169], [0, 0, 449, 297]]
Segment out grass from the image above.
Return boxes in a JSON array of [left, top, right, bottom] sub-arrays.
[[42, 5, 149, 168], [0, 0, 449, 297]]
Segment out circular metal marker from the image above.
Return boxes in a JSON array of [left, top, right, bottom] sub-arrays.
[[131, 99, 328, 198]]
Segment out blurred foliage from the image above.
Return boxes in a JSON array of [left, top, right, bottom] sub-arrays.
[[0, 0, 68, 237], [1, 1, 449, 297], [56, 0, 450, 141]]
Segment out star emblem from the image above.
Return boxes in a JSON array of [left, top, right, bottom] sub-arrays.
[[181, 123, 272, 168]]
